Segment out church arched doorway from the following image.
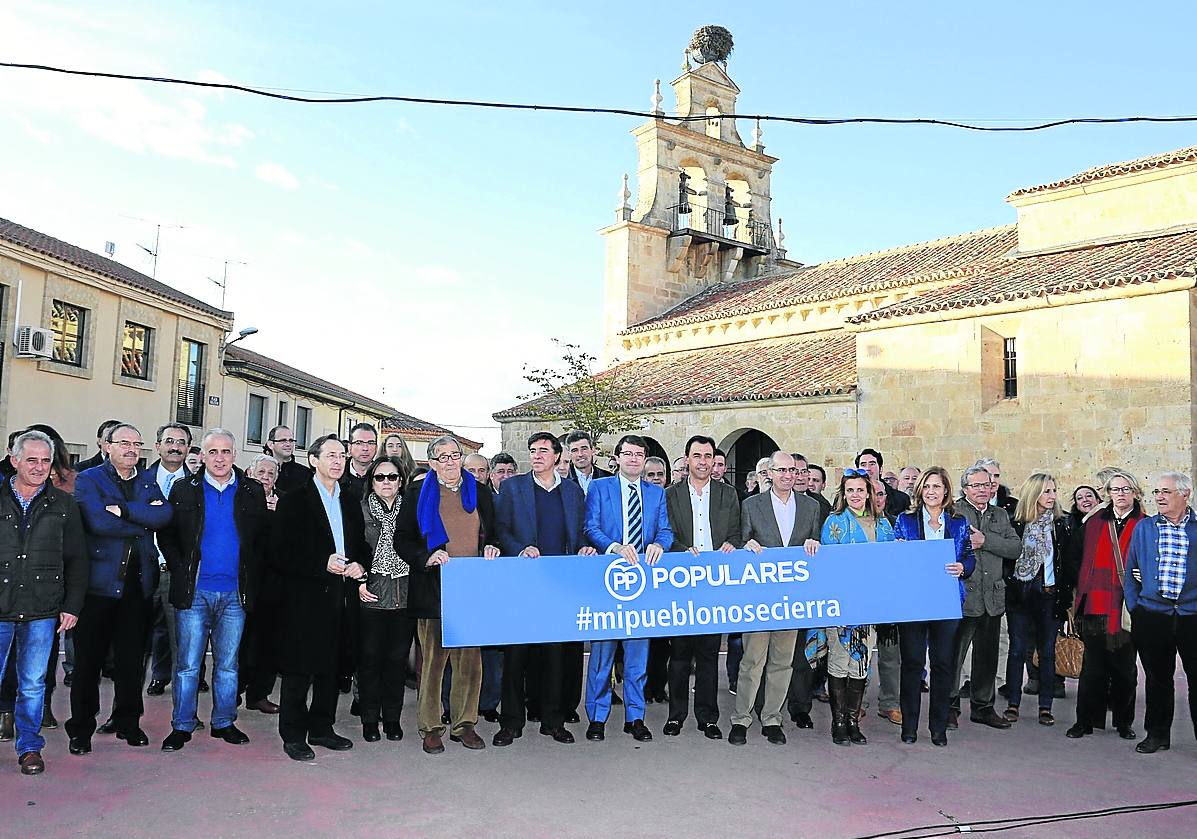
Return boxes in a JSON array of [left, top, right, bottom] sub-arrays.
[[719, 428, 780, 494]]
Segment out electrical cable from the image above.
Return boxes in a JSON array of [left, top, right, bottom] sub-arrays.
[[3, 61, 1197, 132], [851, 797, 1197, 839]]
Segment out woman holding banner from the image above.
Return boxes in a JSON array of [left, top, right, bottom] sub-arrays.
[[811, 470, 895, 746], [893, 467, 974, 746]]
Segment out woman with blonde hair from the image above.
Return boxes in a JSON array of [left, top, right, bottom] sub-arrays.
[[811, 469, 896, 745], [1004, 472, 1073, 726], [893, 466, 975, 746]]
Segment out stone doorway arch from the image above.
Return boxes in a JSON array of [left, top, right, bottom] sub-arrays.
[[719, 427, 780, 495]]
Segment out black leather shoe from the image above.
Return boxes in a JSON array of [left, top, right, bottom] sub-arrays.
[[349, 700, 360, 717], [585, 722, 605, 741], [946, 709, 959, 730], [440, 712, 451, 725], [362, 723, 381, 742], [1117, 726, 1136, 740], [97, 718, 117, 735], [901, 733, 917, 744], [762, 725, 787, 745], [62, 671, 73, 687], [970, 709, 1012, 730], [481, 709, 500, 723], [492, 727, 520, 747], [624, 719, 652, 742], [210, 724, 249, 745], [1136, 733, 1170, 754], [146, 680, 167, 696], [41, 705, 58, 729], [161, 729, 191, 751], [930, 731, 948, 747], [1023, 678, 1039, 696], [68, 736, 92, 755], [284, 741, 315, 761], [1066, 722, 1093, 739], [310, 732, 354, 751], [565, 711, 580, 724], [117, 727, 149, 746], [663, 719, 682, 736], [541, 725, 574, 744], [383, 722, 403, 741], [728, 724, 748, 745], [702, 723, 723, 740], [791, 712, 814, 729], [198, 679, 210, 693]]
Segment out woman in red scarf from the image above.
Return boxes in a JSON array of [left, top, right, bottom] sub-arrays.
[[1064, 469, 1145, 740]]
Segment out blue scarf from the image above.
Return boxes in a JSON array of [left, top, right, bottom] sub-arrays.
[[416, 470, 478, 551]]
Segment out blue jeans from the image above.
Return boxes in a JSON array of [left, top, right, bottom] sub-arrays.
[[172, 589, 245, 731], [587, 639, 647, 723], [1005, 580, 1059, 712], [0, 618, 57, 755]]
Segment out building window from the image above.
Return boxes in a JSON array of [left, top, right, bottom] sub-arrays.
[[176, 338, 206, 427], [294, 406, 311, 448], [121, 321, 152, 379], [247, 394, 267, 445], [277, 399, 289, 427], [1003, 338, 1018, 399], [50, 300, 87, 365]]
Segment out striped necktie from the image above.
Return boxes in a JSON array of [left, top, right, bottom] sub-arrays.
[[627, 482, 643, 552]]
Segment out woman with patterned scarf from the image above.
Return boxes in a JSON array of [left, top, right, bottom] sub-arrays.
[[1005, 473, 1073, 727], [811, 470, 895, 745], [356, 456, 415, 744], [1063, 468, 1145, 740]]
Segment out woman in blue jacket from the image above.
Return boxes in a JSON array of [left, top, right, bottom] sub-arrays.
[[893, 466, 974, 747], [814, 470, 895, 745]]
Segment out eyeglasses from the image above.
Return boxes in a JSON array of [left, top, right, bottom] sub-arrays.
[[372, 473, 400, 482], [271, 437, 296, 444], [1107, 486, 1135, 494], [843, 468, 869, 477], [111, 440, 142, 448], [161, 437, 189, 446], [963, 483, 990, 489], [1152, 489, 1176, 497], [770, 467, 800, 474], [351, 439, 377, 447], [434, 452, 463, 464]]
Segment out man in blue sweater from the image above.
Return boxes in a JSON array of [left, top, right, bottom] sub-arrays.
[[157, 429, 268, 752], [1125, 470, 1197, 755]]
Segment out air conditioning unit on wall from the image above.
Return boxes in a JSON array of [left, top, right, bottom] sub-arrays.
[[15, 326, 53, 359]]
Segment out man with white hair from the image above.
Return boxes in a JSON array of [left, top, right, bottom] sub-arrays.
[[157, 429, 269, 752], [1125, 471, 1197, 755]]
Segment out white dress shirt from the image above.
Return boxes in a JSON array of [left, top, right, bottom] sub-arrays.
[[770, 489, 797, 545], [689, 480, 713, 553], [923, 507, 946, 541]]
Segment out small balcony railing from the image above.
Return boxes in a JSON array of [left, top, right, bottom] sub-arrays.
[[667, 204, 774, 252]]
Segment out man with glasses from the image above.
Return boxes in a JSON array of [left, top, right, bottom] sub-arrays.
[[146, 424, 194, 699], [949, 465, 1021, 732], [341, 423, 378, 499], [266, 425, 311, 497], [731, 451, 821, 746], [1125, 471, 1197, 755], [488, 453, 517, 494], [67, 424, 173, 756]]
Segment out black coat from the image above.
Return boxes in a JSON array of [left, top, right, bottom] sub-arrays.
[[274, 458, 313, 498], [0, 482, 88, 621], [158, 467, 268, 611], [1010, 517, 1074, 620], [273, 480, 369, 675], [395, 479, 495, 619]]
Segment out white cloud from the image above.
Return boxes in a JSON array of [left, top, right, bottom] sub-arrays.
[[9, 114, 58, 145], [255, 162, 300, 190]]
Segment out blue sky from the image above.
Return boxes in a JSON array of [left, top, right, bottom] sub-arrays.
[[2, 2, 1195, 451]]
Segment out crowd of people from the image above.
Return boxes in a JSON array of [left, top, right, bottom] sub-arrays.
[[1, 417, 1195, 775]]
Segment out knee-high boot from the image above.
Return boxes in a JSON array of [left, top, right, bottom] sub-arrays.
[[845, 677, 868, 745], [828, 676, 850, 745]]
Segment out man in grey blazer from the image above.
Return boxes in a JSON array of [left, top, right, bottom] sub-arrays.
[[729, 451, 821, 746], [663, 435, 742, 740]]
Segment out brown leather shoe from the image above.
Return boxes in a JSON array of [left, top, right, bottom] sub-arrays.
[[19, 751, 45, 775], [246, 698, 280, 715], [422, 733, 445, 755], [878, 709, 903, 725], [450, 726, 486, 750]]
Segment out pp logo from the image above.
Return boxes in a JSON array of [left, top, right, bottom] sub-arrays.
[[604, 556, 646, 602]]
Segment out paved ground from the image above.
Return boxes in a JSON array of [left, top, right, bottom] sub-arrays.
[[5, 661, 1196, 839]]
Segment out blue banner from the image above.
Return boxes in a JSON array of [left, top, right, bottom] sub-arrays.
[[440, 540, 961, 647]]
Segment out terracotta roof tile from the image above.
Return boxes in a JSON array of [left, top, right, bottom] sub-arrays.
[[1008, 145, 1197, 199], [0, 217, 232, 320], [622, 226, 1016, 334], [850, 229, 1197, 324], [494, 332, 856, 419]]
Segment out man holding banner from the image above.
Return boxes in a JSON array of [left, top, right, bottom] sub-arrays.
[[492, 432, 596, 747], [583, 434, 673, 742], [664, 435, 741, 740]]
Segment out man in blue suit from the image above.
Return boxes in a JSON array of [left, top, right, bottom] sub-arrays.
[[492, 432, 597, 747], [583, 434, 673, 742]]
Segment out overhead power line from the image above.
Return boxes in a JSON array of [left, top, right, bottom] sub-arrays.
[[3, 61, 1196, 132]]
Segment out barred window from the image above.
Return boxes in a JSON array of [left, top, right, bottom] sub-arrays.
[[51, 300, 86, 365], [1003, 338, 1018, 399]]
